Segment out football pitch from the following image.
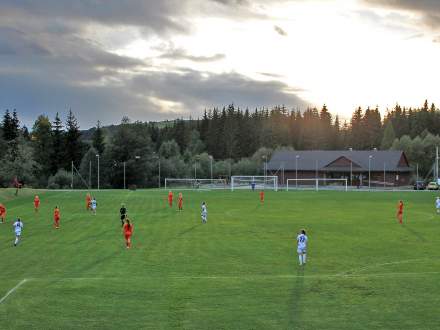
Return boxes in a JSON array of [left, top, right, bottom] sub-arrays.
[[0, 188, 439, 329]]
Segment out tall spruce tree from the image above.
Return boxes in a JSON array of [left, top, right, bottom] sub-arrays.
[[381, 121, 396, 150], [92, 120, 105, 155], [64, 110, 83, 168], [32, 115, 53, 183], [51, 112, 64, 174]]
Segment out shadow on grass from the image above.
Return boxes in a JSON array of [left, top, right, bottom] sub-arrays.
[[177, 224, 201, 237], [288, 267, 305, 328], [402, 224, 426, 242]]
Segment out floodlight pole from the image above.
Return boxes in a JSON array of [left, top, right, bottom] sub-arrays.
[[209, 156, 213, 182], [368, 155, 373, 190], [157, 155, 160, 189], [416, 163, 419, 183], [71, 161, 74, 189], [89, 160, 91, 189], [437, 147, 439, 183], [123, 161, 126, 189], [96, 154, 100, 190], [383, 162, 386, 189], [350, 161, 353, 187], [295, 155, 299, 189], [263, 155, 267, 188], [194, 160, 197, 179]]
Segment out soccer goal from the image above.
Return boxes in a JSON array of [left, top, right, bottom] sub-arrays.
[[231, 176, 278, 191], [286, 178, 348, 191], [164, 178, 227, 190]]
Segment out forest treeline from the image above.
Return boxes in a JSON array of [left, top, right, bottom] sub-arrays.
[[1, 100, 440, 188]]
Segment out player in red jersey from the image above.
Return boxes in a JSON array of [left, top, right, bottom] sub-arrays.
[[168, 190, 173, 208], [397, 200, 404, 224], [0, 203, 6, 223], [34, 195, 40, 212], [260, 190, 265, 203], [123, 219, 134, 249], [54, 206, 61, 229], [178, 192, 183, 211], [86, 193, 91, 210]]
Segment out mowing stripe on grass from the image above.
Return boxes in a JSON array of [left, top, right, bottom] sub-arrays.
[[0, 279, 28, 305]]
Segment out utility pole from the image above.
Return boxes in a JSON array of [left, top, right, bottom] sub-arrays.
[[96, 154, 100, 190]]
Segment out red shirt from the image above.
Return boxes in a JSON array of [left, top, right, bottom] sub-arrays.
[[54, 208, 60, 219], [0, 205, 5, 213], [124, 224, 133, 235], [34, 197, 40, 204], [168, 192, 173, 199], [398, 202, 403, 213]]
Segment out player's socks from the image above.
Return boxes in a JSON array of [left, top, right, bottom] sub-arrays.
[[298, 255, 302, 265], [14, 237, 18, 245], [303, 254, 306, 264]]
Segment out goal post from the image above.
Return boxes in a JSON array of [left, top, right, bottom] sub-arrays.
[[231, 176, 278, 191], [164, 178, 227, 190], [287, 178, 348, 191]]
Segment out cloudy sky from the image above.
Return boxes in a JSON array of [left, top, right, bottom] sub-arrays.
[[1, 0, 439, 128]]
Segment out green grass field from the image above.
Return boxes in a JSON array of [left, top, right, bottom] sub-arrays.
[[0, 188, 440, 329]]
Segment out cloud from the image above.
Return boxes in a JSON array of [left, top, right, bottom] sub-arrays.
[[404, 33, 424, 40], [159, 48, 226, 62], [0, 0, 308, 128], [274, 25, 288, 36], [129, 69, 307, 111], [0, 1, 190, 35], [364, 0, 440, 30], [0, 27, 51, 56]]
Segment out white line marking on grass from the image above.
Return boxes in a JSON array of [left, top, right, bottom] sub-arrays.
[[18, 272, 440, 283], [0, 279, 28, 305]]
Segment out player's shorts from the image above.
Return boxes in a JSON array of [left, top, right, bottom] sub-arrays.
[[91, 206, 96, 210], [120, 214, 126, 221], [15, 231, 21, 237], [54, 216, 60, 221], [124, 233, 131, 240], [34, 203, 40, 207], [0, 212, 5, 217], [297, 247, 306, 254]]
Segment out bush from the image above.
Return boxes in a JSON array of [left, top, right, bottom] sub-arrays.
[[48, 170, 71, 189]]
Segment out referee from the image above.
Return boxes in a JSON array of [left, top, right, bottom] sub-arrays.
[[120, 203, 127, 227]]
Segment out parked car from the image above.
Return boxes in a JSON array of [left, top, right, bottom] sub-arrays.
[[413, 181, 426, 190], [427, 182, 439, 190]]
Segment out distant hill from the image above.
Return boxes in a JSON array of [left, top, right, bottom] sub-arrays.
[[80, 119, 180, 143]]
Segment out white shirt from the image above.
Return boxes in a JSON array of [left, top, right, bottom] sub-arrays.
[[91, 200, 97, 208], [297, 234, 307, 249], [13, 221, 23, 234], [436, 199, 440, 208], [201, 204, 207, 215]]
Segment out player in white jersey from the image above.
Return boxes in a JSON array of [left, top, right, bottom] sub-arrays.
[[296, 229, 308, 266], [436, 197, 440, 214], [201, 202, 207, 224], [13, 218, 24, 247], [91, 198, 97, 215]]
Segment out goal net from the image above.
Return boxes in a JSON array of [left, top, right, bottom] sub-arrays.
[[231, 176, 278, 191], [287, 178, 348, 191], [164, 178, 227, 190]]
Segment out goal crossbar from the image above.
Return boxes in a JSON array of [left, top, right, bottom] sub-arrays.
[[231, 175, 278, 191], [287, 178, 348, 191], [164, 178, 227, 190]]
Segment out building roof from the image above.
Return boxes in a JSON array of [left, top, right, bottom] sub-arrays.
[[267, 150, 411, 172]]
